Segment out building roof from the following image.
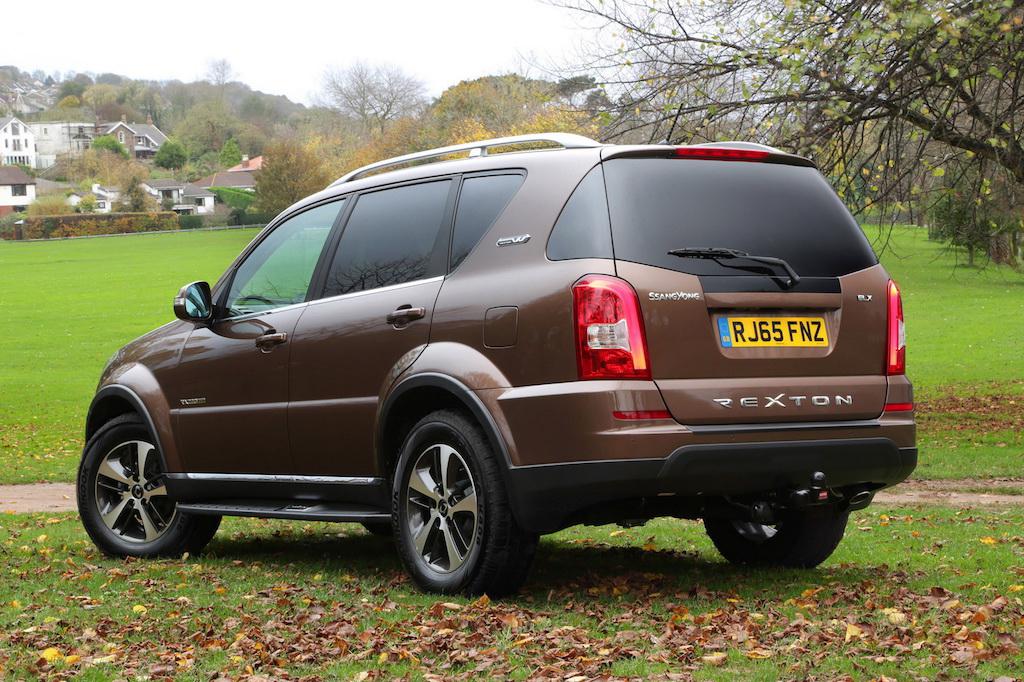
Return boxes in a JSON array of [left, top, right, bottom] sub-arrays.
[[0, 166, 35, 185], [227, 155, 263, 172], [146, 178, 185, 189], [183, 184, 214, 198], [193, 170, 256, 189], [100, 120, 168, 146]]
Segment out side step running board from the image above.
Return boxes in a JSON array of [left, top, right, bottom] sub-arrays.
[[178, 501, 391, 523]]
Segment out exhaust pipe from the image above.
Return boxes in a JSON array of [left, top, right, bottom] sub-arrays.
[[847, 489, 874, 511]]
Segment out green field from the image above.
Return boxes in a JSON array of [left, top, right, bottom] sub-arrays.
[[0, 225, 1021, 483], [1, 505, 1021, 679]]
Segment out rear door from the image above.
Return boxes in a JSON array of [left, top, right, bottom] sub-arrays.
[[602, 154, 889, 424]]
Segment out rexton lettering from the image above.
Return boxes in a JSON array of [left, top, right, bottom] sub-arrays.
[[713, 394, 854, 408]]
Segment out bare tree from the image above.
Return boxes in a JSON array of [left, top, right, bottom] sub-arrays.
[[559, 0, 1024, 226], [321, 62, 427, 135], [206, 59, 234, 88]]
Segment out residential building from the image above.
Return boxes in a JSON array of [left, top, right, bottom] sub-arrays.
[[0, 166, 36, 216], [28, 121, 96, 169], [143, 179, 215, 214], [100, 117, 167, 160], [227, 155, 263, 172], [0, 117, 38, 168]]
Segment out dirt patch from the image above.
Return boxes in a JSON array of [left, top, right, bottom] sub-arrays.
[[2, 479, 1024, 515], [1, 483, 76, 513]]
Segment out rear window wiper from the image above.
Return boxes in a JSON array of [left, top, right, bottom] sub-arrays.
[[667, 247, 801, 288]]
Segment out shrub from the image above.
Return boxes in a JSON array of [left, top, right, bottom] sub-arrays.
[[91, 135, 129, 159], [177, 214, 203, 230], [18, 212, 178, 239]]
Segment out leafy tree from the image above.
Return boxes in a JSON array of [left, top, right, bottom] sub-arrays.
[[117, 175, 156, 212], [255, 141, 330, 216], [27, 194, 75, 217], [321, 62, 426, 134], [219, 138, 242, 167], [174, 100, 238, 159], [76, 193, 97, 213], [154, 139, 188, 169], [91, 135, 129, 159]]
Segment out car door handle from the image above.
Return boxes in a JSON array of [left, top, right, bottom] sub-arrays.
[[255, 331, 288, 352], [386, 306, 426, 325]]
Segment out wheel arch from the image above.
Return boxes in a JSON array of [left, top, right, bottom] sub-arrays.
[[376, 373, 514, 489], [86, 385, 170, 471]]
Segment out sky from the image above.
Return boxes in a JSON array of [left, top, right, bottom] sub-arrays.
[[3, 0, 598, 104]]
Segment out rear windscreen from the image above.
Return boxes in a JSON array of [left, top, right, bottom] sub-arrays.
[[603, 158, 877, 278]]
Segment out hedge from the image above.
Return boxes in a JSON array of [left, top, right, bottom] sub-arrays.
[[13, 212, 179, 240], [210, 186, 255, 211]]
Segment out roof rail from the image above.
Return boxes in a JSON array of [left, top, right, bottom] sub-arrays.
[[688, 141, 786, 154], [330, 133, 602, 186]]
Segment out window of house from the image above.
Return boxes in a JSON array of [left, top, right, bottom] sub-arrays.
[[322, 180, 452, 297], [12, 140, 22, 151], [12, 185, 27, 197], [11, 123, 19, 135], [97, 201, 106, 209], [117, 131, 125, 143]]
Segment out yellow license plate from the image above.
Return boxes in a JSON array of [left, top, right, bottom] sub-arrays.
[[717, 316, 828, 348]]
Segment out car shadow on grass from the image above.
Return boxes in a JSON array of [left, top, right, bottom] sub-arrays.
[[199, 526, 879, 603]]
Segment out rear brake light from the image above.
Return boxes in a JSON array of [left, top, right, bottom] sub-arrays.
[[673, 147, 770, 161], [884, 402, 914, 412], [573, 275, 651, 380], [886, 279, 906, 375]]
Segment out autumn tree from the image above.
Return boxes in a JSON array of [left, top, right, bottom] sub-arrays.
[[321, 62, 427, 135], [117, 175, 157, 212], [560, 0, 1024, 260], [255, 141, 331, 216]]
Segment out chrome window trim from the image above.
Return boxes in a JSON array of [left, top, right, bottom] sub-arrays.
[[170, 473, 383, 486], [221, 300, 310, 323], [308, 275, 444, 308]]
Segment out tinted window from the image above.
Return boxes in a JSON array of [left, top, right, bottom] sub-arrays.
[[603, 159, 877, 278], [225, 200, 341, 317], [547, 165, 613, 260], [451, 174, 523, 269], [323, 180, 451, 296]]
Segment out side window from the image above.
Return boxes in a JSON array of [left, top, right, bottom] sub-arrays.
[[546, 165, 613, 260], [322, 180, 451, 297], [451, 173, 524, 269], [224, 200, 342, 317]]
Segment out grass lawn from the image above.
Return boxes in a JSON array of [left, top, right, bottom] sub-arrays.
[[0, 225, 1022, 484], [0, 505, 1021, 680]]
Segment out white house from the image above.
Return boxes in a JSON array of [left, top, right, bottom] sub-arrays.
[[28, 121, 95, 169], [143, 179, 214, 215], [0, 117, 37, 168], [70, 183, 120, 213], [0, 166, 36, 217]]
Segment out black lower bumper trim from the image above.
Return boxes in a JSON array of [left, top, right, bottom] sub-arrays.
[[508, 438, 917, 533]]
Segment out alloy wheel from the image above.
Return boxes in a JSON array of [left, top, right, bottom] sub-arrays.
[[94, 440, 176, 543], [405, 443, 478, 573]]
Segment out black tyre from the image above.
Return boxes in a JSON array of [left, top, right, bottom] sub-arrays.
[[704, 506, 849, 568], [77, 414, 221, 558], [392, 409, 538, 597], [361, 521, 392, 537]]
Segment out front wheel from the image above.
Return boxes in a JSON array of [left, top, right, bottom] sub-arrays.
[[77, 414, 221, 558], [392, 409, 537, 597], [704, 506, 849, 568]]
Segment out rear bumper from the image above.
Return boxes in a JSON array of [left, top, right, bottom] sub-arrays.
[[507, 437, 917, 533]]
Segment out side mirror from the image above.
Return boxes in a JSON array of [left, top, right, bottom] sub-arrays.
[[173, 281, 213, 322]]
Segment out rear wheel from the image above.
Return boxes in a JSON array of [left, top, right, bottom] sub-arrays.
[[393, 409, 538, 597], [704, 506, 849, 568], [77, 415, 221, 558]]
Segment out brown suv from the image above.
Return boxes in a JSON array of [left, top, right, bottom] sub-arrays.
[[77, 134, 915, 595]]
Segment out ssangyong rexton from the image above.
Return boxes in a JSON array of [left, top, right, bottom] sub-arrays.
[[78, 134, 915, 595]]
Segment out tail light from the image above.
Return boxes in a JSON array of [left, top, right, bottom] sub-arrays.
[[573, 275, 651, 380], [886, 279, 906, 375]]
